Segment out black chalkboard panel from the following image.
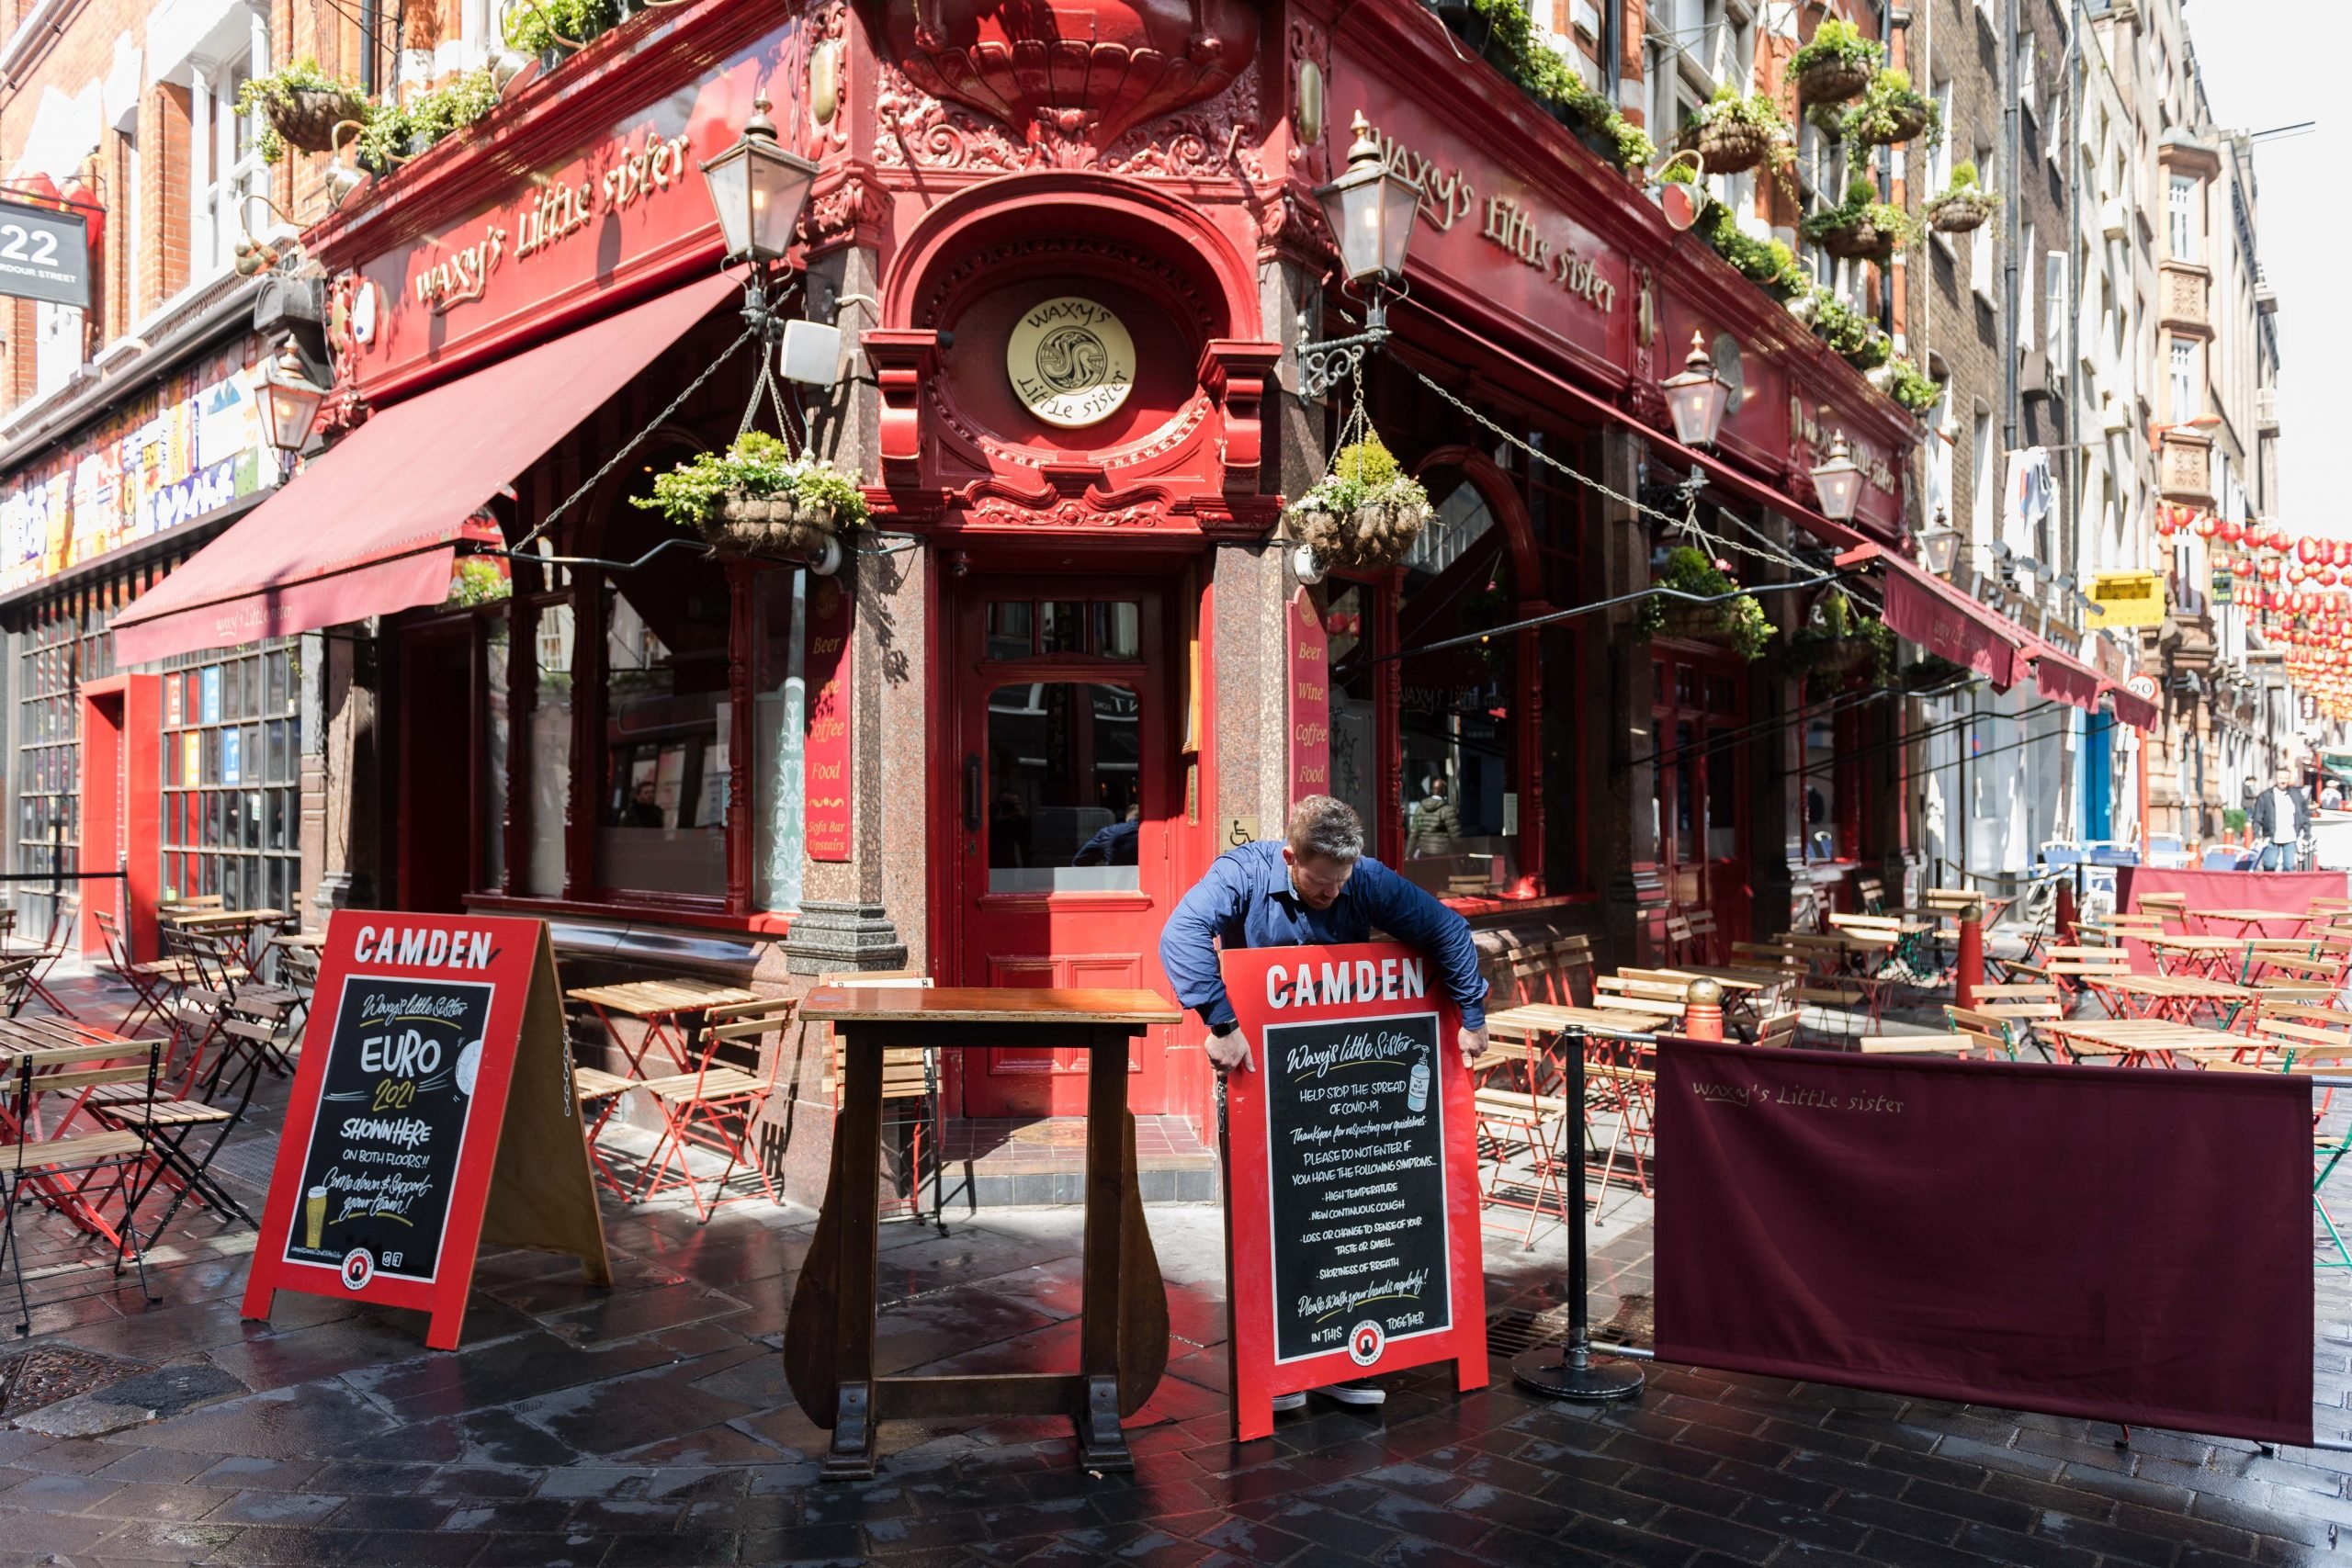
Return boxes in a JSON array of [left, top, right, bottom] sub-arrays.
[[1260, 1010, 1451, 1364], [282, 975, 496, 1287]]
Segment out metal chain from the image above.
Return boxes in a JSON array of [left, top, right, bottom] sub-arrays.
[[513, 326, 760, 551]]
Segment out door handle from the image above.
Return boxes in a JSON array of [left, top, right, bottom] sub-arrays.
[[963, 754, 982, 832]]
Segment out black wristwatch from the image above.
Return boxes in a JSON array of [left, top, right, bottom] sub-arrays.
[[1211, 1021, 1238, 1040]]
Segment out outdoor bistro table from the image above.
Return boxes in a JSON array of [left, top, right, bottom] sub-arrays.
[[564, 978, 763, 1078], [786, 986, 1181, 1479], [165, 908, 287, 968], [2086, 972, 2256, 1025], [2188, 908, 2312, 939], [2037, 1017, 2246, 1068]]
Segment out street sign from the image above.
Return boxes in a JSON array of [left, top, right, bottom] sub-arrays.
[[1217, 942, 1487, 1442], [241, 911, 610, 1348], [2084, 570, 2166, 630], [0, 199, 91, 309]]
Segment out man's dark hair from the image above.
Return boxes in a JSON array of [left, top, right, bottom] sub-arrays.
[[1288, 795, 1365, 864]]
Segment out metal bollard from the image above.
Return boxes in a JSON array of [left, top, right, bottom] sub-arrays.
[[1683, 977, 1724, 1042], [2055, 877, 2077, 946], [1956, 900, 1985, 1011]]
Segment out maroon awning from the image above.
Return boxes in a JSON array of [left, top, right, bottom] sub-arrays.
[[1850, 548, 2022, 691], [2106, 683, 2160, 732], [111, 272, 738, 665], [2027, 640, 2104, 715]]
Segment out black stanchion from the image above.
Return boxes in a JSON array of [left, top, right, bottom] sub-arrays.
[[1511, 1027, 1644, 1401]]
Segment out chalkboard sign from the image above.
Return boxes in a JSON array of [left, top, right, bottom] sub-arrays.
[[243, 912, 610, 1348], [1219, 942, 1487, 1442]]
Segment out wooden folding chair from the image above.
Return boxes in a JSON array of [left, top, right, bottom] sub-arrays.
[[1855, 875, 1888, 915], [0, 1038, 166, 1331], [817, 972, 944, 1226], [1858, 1032, 1979, 1055], [1751, 1010, 1800, 1049], [633, 996, 796, 1223], [92, 912, 185, 1038], [1797, 983, 1868, 1040], [2045, 947, 2135, 1014], [1946, 1004, 2032, 1061], [2135, 893, 2188, 929], [1472, 1023, 1577, 1248]]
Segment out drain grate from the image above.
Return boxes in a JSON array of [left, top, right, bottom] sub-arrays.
[[0, 1345, 152, 1419], [1486, 1294, 1655, 1356]]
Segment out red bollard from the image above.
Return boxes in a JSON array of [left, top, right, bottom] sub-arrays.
[[2055, 877, 2078, 946], [1956, 901, 1985, 1011], [1683, 978, 1724, 1042]]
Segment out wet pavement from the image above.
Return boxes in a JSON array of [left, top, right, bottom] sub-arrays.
[[1, 967, 2351, 1563]]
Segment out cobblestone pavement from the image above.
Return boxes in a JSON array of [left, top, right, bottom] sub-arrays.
[[0, 967, 2349, 1565]]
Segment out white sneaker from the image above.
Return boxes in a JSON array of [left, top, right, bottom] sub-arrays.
[[1317, 1382, 1386, 1406], [1271, 1391, 1307, 1412]]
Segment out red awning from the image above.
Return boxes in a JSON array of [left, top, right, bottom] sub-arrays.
[[111, 273, 739, 665], [2106, 683, 2160, 732], [2026, 639, 2104, 715], [1848, 547, 2022, 691]]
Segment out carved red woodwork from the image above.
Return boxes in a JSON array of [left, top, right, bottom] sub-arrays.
[[883, 1, 1260, 163]]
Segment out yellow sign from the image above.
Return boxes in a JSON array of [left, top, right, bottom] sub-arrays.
[[2085, 570, 2166, 630], [1005, 297, 1136, 428]]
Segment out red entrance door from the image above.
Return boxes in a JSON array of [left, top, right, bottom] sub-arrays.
[[396, 623, 481, 914], [951, 578, 1180, 1117]]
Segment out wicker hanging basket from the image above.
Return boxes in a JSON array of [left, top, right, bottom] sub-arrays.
[[1925, 190, 1996, 233], [1813, 214, 1898, 263], [1851, 97, 1931, 148], [266, 88, 368, 155], [1793, 58, 1872, 106], [1694, 117, 1773, 175], [706, 491, 841, 558], [1292, 498, 1430, 571]]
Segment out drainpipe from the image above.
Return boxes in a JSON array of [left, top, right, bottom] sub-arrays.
[[2002, 0, 2021, 463]]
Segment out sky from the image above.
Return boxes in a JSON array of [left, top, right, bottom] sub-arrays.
[[2177, 0, 2340, 534]]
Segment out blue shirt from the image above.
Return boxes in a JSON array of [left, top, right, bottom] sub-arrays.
[[1159, 840, 1487, 1032]]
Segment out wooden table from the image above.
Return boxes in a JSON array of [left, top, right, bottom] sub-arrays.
[[785, 986, 1180, 1479], [566, 978, 762, 1078], [166, 908, 287, 967], [2037, 1017, 2244, 1067], [2086, 972, 2256, 1024], [1487, 1003, 1661, 1040]]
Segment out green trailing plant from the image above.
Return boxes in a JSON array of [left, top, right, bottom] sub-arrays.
[[1638, 546, 1774, 661], [235, 60, 365, 164], [1798, 285, 1891, 369], [1284, 434, 1435, 569], [1703, 204, 1805, 297], [1459, 0, 1657, 175], [446, 558, 514, 607], [502, 0, 621, 55], [2223, 807, 2249, 834], [1884, 355, 1940, 415], [1788, 18, 1884, 83], [1839, 66, 1942, 148], [633, 431, 870, 532], [355, 69, 503, 173], [1901, 653, 1974, 693], [1801, 174, 1923, 260]]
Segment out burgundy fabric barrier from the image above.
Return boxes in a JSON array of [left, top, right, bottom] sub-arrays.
[[2117, 867, 2349, 919], [1655, 1041, 2312, 1443]]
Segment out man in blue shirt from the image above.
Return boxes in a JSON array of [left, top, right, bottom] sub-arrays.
[[1159, 795, 1488, 1412]]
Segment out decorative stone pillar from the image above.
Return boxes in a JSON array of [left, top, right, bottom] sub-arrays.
[[1589, 427, 1655, 970], [301, 625, 378, 920]]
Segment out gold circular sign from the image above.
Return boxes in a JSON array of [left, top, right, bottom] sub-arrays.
[[1005, 297, 1136, 429]]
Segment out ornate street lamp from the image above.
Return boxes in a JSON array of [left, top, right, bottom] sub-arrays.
[[1918, 507, 1959, 576], [1810, 429, 1864, 524], [702, 97, 820, 340], [257, 339, 329, 456], [1659, 331, 1730, 448], [1297, 111, 1423, 398]]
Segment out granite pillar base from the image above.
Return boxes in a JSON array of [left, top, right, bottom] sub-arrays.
[[784, 900, 910, 975]]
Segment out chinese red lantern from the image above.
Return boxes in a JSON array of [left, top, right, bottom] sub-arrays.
[[2302, 536, 2323, 564], [2197, 512, 2220, 538]]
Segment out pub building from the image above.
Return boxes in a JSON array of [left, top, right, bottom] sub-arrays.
[[80, 0, 2135, 1206]]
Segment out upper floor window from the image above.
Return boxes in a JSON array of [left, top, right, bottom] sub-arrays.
[[2170, 338, 2199, 420], [191, 15, 270, 283], [2168, 175, 2198, 263], [2017, 37, 2037, 111], [32, 305, 81, 400]]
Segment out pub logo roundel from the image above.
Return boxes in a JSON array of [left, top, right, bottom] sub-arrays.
[[340, 1248, 376, 1292], [1348, 1320, 1385, 1367], [1005, 296, 1136, 429]]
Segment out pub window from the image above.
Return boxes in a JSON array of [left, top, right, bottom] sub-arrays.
[[1326, 581, 1382, 837], [15, 592, 107, 937], [522, 596, 573, 898], [988, 682, 1143, 892], [592, 512, 730, 897], [752, 568, 801, 911], [160, 640, 300, 914], [1397, 468, 1521, 897], [481, 613, 510, 893]]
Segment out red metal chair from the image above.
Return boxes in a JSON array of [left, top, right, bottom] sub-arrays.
[[631, 996, 797, 1223]]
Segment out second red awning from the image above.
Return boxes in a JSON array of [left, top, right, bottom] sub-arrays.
[[1852, 547, 2021, 691]]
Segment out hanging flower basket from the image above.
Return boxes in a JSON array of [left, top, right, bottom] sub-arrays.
[[1813, 213, 1898, 262], [1794, 58, 1873, 107], [634, 432, 869, 559], [1925, 187, 1998, 233], [1694, 118, 1772, 175], [1284, 435, 1432, 571], [266, 87, 368, 154], [1839, 68, 1941, 149], [1802, 177, 1921, 265]]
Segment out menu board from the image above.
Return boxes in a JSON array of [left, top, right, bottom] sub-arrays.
[[243, 912, 610, 1348], [1218, 942, 1487, 1442], [280, 975, 494, 1290], [1259, 1008, 1453, 1363]]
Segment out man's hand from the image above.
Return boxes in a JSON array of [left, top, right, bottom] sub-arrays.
[[1207, 1027, 1254, 1074], [1457, 1024, 1487, 1071]]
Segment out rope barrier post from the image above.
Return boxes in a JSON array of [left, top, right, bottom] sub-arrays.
[[1681, 978, 1724, 1042], [2056, 876, 2078, 946], [1957, 901, 1985, 1011], [1511, 1026, 1645, 1404]]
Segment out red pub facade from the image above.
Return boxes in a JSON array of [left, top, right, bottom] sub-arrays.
[[111, 0, 1923, 1200]]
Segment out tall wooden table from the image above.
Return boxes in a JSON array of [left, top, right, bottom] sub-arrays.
[[786, 986, 1181, 1479]]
